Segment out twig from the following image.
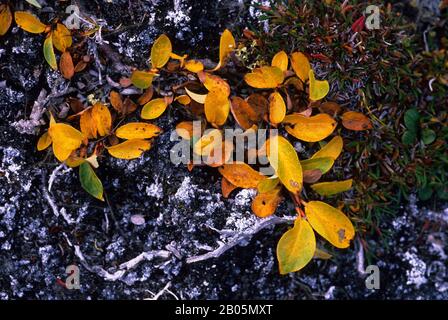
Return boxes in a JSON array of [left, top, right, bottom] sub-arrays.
[[48, 163, 66, 192], [186, 215, 295, 263], [73, 244, 171, 282], [145, 282, 179, 300]]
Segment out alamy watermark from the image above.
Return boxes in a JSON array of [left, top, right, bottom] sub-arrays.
[[365, 265, 380, 290], [365, 5, 381, 30]]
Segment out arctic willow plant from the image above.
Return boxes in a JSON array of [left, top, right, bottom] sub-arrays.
[[35, 28, 373, 274]]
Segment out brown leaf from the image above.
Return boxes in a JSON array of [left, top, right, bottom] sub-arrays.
[[230, 96, 258, 130], [303, 169, 323, 184], [319, 101, 342, 116], [59, 51, 74, 80], [137, 87, 154, 105], [246, 93, 269, 122], [69, 98, 84, 114], [122, 97, 138, 115]]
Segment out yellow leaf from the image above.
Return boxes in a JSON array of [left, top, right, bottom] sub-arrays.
[[311, 179, 353, 196], [266, 135, 303, 194], [305, 201, 355, 249], [141, 98, 168, 120], [251, 187, 283, 218], [151, 34, 172, 68], [218, 162, 266, 189], [43, 33, 57, 70], [269, 91, 286, 124], [185, 59, 204, 72], [52, 23, 72, 52], [300, 157, 334, 174], [92, 103, 112, 136], [115, 122, 162, 140], [257, 177, 280, 193], [52, 143, 75, 162], [290, 52, 311, 82], [311, 136, 343, 160], [244, 66, 284, 89], [0, 4, 12, 36], [314, 247, 332, 260], [213, 29, 235, 71], [277, 218, 316, 274], [48, 123, 83, 162], [185, 88, 206, 104], [193, 129, 222, 156], [204, 91, 230, 127], [80, 108, 97, 139], [14, 11, 47, 34], [37, 132, 52, 151], [271, 51, 288, 72], [65, 154, 85, 168], [309, 70, 330, 101], [203, 74, 231, 97], [131, 70, 157, 89], [174, 95, 191, 105], [284, 113, 336, 142], [106, 139, 151, 159]]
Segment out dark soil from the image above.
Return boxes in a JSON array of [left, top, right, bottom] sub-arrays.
[[0, 0, 447, 300]]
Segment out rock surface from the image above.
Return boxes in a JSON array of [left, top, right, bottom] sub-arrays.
[[0, 0, 447, 299]]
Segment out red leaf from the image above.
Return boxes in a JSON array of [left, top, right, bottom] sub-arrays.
[[351, 16, 365, 33]]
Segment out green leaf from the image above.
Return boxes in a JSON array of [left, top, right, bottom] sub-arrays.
[[418, 185, 433, 201], [402, 130, 416, 145], [300, 157, 334, 174], [79, 162, 104, 201], [404, 109, 420, 132], [25, 0, 42, 9], [43, 33, 57, 70], [421, 129, 436, 145]]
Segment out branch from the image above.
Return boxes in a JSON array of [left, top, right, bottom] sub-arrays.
[[186, 215, 295, 264]]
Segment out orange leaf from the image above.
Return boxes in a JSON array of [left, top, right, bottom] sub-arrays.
[[341, 111, 372, 131], [221, 177, 237, 198], [92, 103, 112, 136], [251, 187, 283, 218], [80, 108, 97, 139], [60, 51, 74, 80], [14, 11, 47, 34], [204, 91, 230, 127], [52, 23, 72, 52], [0, 4, 12, 36], [218, 162, 266, 189], [110, 91, 123, 113], [230, 96, 258, 130]]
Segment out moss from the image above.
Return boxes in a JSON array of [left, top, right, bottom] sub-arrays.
[[247, 0, 448, 246]]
